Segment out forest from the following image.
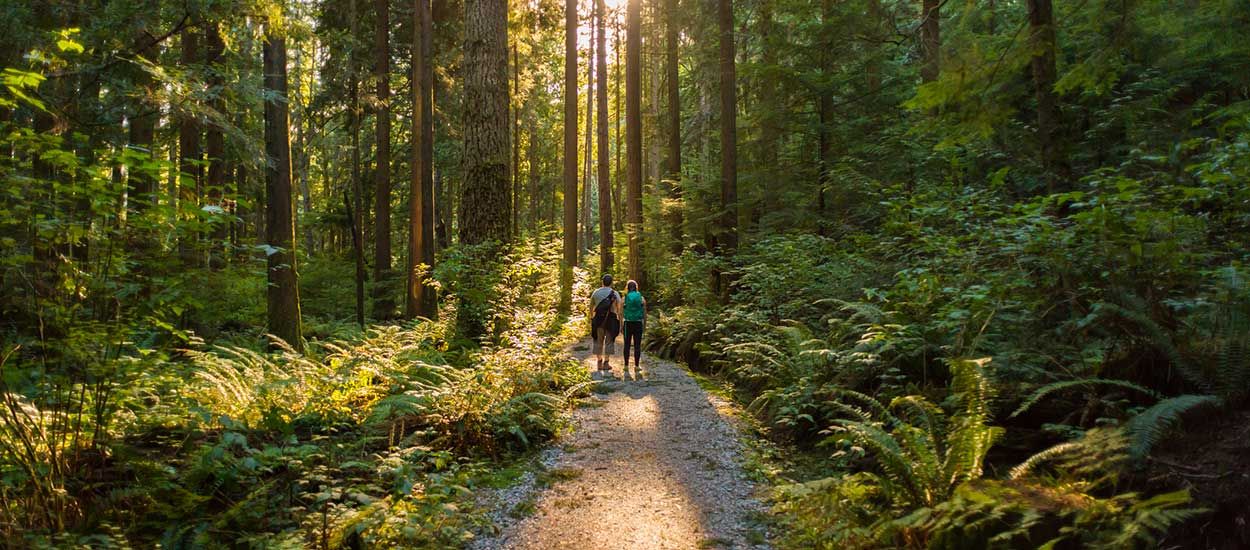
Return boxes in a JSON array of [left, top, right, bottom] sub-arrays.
[[1, 0, 1249, 547]]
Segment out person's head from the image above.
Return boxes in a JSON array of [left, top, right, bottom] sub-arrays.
[[626, 280, 638, 292], [601, 274, 613, 287]]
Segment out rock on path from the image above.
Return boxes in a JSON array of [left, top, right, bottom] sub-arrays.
[[471, 338, 769, 550]]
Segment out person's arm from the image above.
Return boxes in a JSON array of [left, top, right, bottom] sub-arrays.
[[614, 292, 623, 318]]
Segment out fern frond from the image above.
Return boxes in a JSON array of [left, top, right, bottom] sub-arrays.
[[1125, 394, 1220, 460], [1010, 378, 1162, 419]]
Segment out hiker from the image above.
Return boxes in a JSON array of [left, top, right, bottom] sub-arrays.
[[622, 280, 647, 375], [589, 274, 622, 376]]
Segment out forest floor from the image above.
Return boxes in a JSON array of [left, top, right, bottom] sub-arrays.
[[470, 338, 770, 549]]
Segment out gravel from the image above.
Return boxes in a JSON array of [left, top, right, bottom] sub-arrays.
[[470, 339, 770, 550]]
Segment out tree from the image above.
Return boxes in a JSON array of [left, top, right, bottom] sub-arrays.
[[459, 0, 511, 246], [664, 0, 681, 255], [596, 0, 613, 272], [263, 19, 304, 351], [1026, 0, 1067, 194], [408, 0, 437, 319], [205, 22, 227, 268], [717, 0, 737, 255], [349, 0, 367, 327], [373, 0, 394, 318], [920, 0, 940, 83], [625, 0, 642, 282], [581, 12, 595, 261], [178, 25, 202, 264], [560, 0, 579, 312]]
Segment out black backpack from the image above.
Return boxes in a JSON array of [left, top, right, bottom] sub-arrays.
[[593, 289, 617, 317]]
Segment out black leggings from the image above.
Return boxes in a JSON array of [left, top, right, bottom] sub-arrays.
[[623, 321, 643, 366]]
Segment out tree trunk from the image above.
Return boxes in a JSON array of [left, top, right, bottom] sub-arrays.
[[206, 23, 227, 268], [581, 15, 595, 261], [408, 0, 438, 319], [717, 0, 737, 255], [263, 24, 304, 351], [920, 0, 940, 83], [596, 0, 613, 273], [614, 18, 624, 233], [513, 42, 521, 239], [626, 0, 643, 282], [816, 0, 833, 217], [1027, 0, 1067, 194], [178, 26, 202, 264], [664, 0, 682, 256], [459, 0, 511, 246], [374, 0, 394, 318], [560, 0, 579, 312], [350, 0, 366, 326]]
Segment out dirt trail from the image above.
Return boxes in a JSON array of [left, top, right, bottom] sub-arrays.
[[471, 338, 769, 549]]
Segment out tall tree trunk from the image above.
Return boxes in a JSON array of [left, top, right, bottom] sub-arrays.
[[374, 0, 395, 318], [614, 18, 624, 233], [459, 0, 511, 246], [127, 12, 158, 215], [626, 0, 643, 282], [581, 15, 594, 261], [512, 42, 521, 239], [920, 0, 940, 84], [664, 0, 682, 255], [350, 0, 367, 327], [1026, 0, 1067, 194], [178, 26, 202, 264], [263, 22, 304, 351], [206, 23, 227, 268], [560, 0, 579, 312], [408, 0, 438, 319], [816, 0, 834, 217], [596, 0, 613, 273], [717, 0, 737, 255]]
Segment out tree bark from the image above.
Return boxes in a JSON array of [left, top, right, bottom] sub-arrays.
[[408, 0, 438, 319], [460, 0, 512, 246], [206, 23, 227, 268], [178, 26, 202, 264], [613, 18, 624, 233], [374, 0, 395, 318], [596, 0, 614, 273], [561, 0, 579, 312], [664, 0, 682, 256], [1026, 0, 1067, 194], [513, 42, 521, 239], [263, 23, 304, 351], [581, 14, 595, 261], [717, 0, 737, 254], [920, 0, 940, 83], [350, 0, 367, 327], [816, 0, 834, 216], [626, 0, 644, 282]]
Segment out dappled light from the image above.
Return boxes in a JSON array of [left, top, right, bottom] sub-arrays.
[[3, 0, 1248, 547]]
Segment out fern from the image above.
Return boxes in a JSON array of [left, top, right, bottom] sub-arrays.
[[1010, 378, 1162, 419], [1124, 394, 1220, 460]]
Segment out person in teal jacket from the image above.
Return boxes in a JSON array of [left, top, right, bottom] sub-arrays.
[[621, 280, 647, 374]]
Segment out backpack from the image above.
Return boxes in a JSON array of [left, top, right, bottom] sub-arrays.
[[592, 290, 620, 335]]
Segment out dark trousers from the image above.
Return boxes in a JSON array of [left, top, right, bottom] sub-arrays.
[[623, 321, 643, 366]]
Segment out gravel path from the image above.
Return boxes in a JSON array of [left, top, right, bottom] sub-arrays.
[[471, 338, 769, 550]]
